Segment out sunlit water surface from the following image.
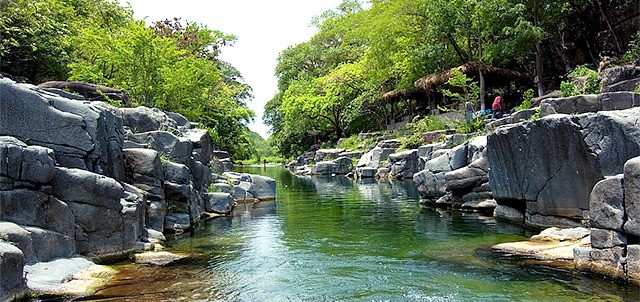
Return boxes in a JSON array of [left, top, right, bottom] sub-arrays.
[[83, 166, 639, 301]]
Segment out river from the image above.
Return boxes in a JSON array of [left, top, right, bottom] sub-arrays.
[[81, 166, 639, 301]]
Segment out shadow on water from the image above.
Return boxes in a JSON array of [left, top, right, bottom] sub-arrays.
[[77, 166, 640, 302]]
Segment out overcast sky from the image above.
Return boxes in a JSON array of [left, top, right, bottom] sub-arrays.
[[119, 0, 343, 138]]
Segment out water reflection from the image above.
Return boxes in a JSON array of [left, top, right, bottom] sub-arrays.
[[83, 166, 639, 301]]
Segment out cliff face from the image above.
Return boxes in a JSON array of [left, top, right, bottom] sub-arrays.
[[0, 76, 274, 300]]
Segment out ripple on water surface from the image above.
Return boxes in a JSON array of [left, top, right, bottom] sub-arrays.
[[82, 167, 639, 301]]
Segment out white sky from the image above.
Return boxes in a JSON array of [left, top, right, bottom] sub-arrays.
[[120, 0, 343, 139]]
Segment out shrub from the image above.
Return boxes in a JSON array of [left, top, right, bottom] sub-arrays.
[[559, 65, 601, 97], [514, 88, 534, 111]]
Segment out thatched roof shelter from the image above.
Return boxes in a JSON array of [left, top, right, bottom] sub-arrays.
[[414, 62, 530, 91], [379, 89, 427, 103]]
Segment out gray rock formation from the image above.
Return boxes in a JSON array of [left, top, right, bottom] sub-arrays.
[[539, 92, 640, 117], [575, 156, 640, 282], [312, 157, 353, 175], [488, 108, 640, 228], [0, 241, 27, 300], [388, 149, 419, 179]]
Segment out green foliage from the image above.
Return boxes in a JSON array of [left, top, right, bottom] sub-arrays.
[[399, 133, 425, 150], [559, 65, 601, 97], [621, 31, 640, 64], [514, 89, 534, 112], [336, 135, 376, 151], [452, 118, 485, 134], [529, 107, 541, 121], [404, 115, 446, 133], [440, 70, 480, 107]]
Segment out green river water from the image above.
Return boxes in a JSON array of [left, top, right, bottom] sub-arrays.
[[82, 166, 639, 301]]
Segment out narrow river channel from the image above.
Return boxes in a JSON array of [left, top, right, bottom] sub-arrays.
[[82, 166, 639, 301]]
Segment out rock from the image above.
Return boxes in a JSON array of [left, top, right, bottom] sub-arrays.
[[377, 139, 402, 149], [602, 78, 640, 92], [460, 198, 496, 212], [577, 109, 640, 176], [413, 170, 447, 199], [0, 222, 36, 263], [375, 167, 391, 178], [0, 187, 76, 237], [231, 183, 255, 202], [37, 81, 129, 105], [245, 174, 277, 201], [424, 143, 468, 173], [121, 191, 145, 250], [51, 167, 124, 211], [590, 229, 627, 249], [135, 251, 186, 266], [128, 131, 192, 165], [599, 64, 640, 87], [388, 149, 419, 179], [624, 157, 640, 236], [163, 162, 193, 185], [66, 201, 124, 256], [628, 245, 640, 280], [123, 149, 164, 201], [338, 150, 363, 160], [589, 246, 626, 278], [0, 137, 56, 183], [164, 111, 190, 127], [143, 228, 166, 245], [356, 167, 377, 178], [600, 91, 640, 110], [485, 109, 538, 131], [182, 128, 213, 164], [24, 227, 75, 262], [493, 205, 524, 223], [314, 148, 345, 162], [204, 192, 235, 214], [445, 157, 488, 191], [417, 143, 445, 160], [420, 130, 450, 144], [0, 79, 93, 162], [466, 136, 487, 163], [589, 175, 625, 231], [121, 106, 177, 134], [530, 227, 590, 242], [164, 213, 191, 232], [0, 242, 26, 300], [25, 257, 115, 296], [369, 147, 396, 169], [540, 94, 600, 116], [312, 157, 353, 175], [488, 115, 604, 226]]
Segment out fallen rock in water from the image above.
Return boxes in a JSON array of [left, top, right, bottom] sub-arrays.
[[492, 227, 590, 261], [25, 257, 115, 297], [134, 251, 187, 266]]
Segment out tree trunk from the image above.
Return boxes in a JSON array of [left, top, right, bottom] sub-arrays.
[[478, 39, 486, 111], [533, 1, 545, 97]]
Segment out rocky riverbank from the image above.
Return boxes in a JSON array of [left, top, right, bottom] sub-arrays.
[[286, 62, 640, 283], [0, 76, 276, 300]]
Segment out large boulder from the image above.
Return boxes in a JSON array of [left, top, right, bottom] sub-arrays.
[[388, 149, 419, 179], [123, 148, 164, 201], [245, 174, 277, 201], [488, 108, 640, 228], [0, 242, 26, 301], [1, 79, 126, 180], [128, 131, 193, 165], [589, 175, 625, 231], [540, 92, 640, 117], [624, 157, 640, 236], [51, 168, 123, 211], [0, 136, 56, 184], [413, 170, 447, 200], [121, 106, 178, 134], [314, 149, 345, 162], [204, 193, 235, 214], [311, 157, 353, 175]]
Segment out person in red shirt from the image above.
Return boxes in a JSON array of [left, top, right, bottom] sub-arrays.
[[491, 96, 503, 119]]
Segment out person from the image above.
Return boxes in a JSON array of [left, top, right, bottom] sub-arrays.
[[491, 96, 503, 119], [465, 102, 473, 121]]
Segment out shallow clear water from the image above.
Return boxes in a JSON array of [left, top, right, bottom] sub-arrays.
[[84, 166, 639, 301]]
